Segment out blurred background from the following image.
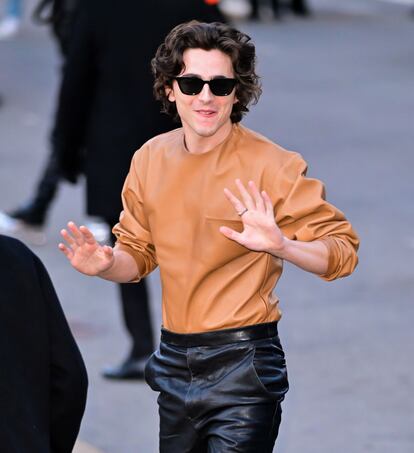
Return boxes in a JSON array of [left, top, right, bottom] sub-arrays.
[[0, 0, 413, 452]]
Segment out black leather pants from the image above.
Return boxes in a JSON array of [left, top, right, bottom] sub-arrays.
[[145, 322, 289, 452]]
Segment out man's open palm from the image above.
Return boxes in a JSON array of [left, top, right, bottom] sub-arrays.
[[220, 180, 285, 254], [59, 222, 114, 276]]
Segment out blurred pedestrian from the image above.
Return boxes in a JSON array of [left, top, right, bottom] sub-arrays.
[[59, 21, 359, 451], [33, 0, 79, 55], [290, 0, 310, 16], [51, 0, 225, 380], [249, 0, 310, 20], [0, 234, 88, 452], [0, 0, 23, 39], [0, 0, 107, 248], [249, 0, 280, 19]]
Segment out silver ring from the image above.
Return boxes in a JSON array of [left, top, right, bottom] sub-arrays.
[[238, 208, 248, 217]]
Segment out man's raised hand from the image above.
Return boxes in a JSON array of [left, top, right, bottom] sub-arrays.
[[59, 221, 114, 276], [220, 180, 286, 255]]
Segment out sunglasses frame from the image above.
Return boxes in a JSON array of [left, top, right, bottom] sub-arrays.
[[174, 76, 237, 97]]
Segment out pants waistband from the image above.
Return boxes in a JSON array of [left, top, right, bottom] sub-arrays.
[[161, 322, 279, 348]]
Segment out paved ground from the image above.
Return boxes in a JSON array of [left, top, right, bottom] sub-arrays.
[[1, 1, 413, 452]]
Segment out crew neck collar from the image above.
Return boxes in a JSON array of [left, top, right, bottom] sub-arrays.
[[180, 123, 239, 157]]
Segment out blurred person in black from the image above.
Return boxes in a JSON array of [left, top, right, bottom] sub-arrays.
[[51, 0, 225, 380], [249, 0, 310, 19], [0, 0, 85, 246], [0, 234, 87, 452]]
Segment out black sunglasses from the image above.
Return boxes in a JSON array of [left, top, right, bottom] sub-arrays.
[[174, 76, 237, 96]]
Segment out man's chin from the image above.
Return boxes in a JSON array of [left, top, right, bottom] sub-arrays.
[[193, 127, 217, 138], [193, 121, 222, 137]]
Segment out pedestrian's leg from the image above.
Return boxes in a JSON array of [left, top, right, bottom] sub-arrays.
[[29, 152, 61, 220], [271, 0, 281, 18], [101, 217, 154, 379], [119, 280, 154, 359], [249, 0, 259, 19], [9, 151, 61, 225], [0, 150, 60, 244], [291, 0, 310, 16]]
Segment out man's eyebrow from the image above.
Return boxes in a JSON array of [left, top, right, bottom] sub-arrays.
[[180, 73, 231, 79], [180, 73, 202, 78]]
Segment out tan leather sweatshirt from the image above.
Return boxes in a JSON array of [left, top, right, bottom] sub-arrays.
[[113, 123, 359, 333]]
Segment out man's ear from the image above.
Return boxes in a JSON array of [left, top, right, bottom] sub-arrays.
[[166, 85, 175, 103]]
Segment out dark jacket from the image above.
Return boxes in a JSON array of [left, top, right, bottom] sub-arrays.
[[0, 235, 88, 453], [33, 0, 80, 56], [53, 0, 225, 218]]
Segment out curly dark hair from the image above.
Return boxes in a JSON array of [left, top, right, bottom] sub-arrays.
[[152, 21, 262, 123]]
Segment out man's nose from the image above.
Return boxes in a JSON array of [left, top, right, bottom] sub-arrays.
[[198, 82, 214, 102]]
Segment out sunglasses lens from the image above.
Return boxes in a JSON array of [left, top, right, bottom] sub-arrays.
[[210, 79, 236, 96], [175, 77, 236, 96], [176, 77, 204, 95]]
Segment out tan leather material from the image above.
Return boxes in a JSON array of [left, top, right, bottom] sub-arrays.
[[113, 124, 359, 333]]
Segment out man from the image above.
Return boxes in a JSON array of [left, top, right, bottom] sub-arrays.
[[59, 21, 359, 452]]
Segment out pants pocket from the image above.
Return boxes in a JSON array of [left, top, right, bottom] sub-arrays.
[[250, 338, 289, 401], [144, 351, 159, 391]]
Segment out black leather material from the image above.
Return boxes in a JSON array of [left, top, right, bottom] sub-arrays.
[[161, 321, 279, 347], [145, 324, 289, 452]]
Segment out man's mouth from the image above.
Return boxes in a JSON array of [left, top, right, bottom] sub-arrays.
[[195, 109, 217, 118]]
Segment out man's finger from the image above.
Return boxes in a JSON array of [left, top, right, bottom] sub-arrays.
[[262, 190, 274, 216], [68, 221, 85, 246], [103, 245, 114, 258], [219, 225, 242, 243], [248, 180, 265, 212], [58, 243, 74, 260], [235, 179, 255, 210], [223, 187, 246, 215], [60, 228, 77, 248], [79, 225, 97, 245]]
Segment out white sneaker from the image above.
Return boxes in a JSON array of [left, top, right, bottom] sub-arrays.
[[0, 17, 21, 40], [0, 211, 47, 246], [219, 0, 252, 20]]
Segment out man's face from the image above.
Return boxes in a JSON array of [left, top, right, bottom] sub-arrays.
[[167, 48, 238, 143]]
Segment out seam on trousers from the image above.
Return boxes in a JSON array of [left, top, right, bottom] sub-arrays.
[[267, 401, 281, 450], [184, 348, 196, 425]]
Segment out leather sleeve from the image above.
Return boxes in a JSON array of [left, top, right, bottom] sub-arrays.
[[275, 153, 359, 280], [112, 147, 158, 282]]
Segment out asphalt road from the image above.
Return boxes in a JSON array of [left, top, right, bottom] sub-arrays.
[[1, 1, 413, 452]]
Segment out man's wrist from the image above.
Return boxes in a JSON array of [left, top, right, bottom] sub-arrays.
[[97, 257, 116, 279], [268, 236, 291, 259]]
